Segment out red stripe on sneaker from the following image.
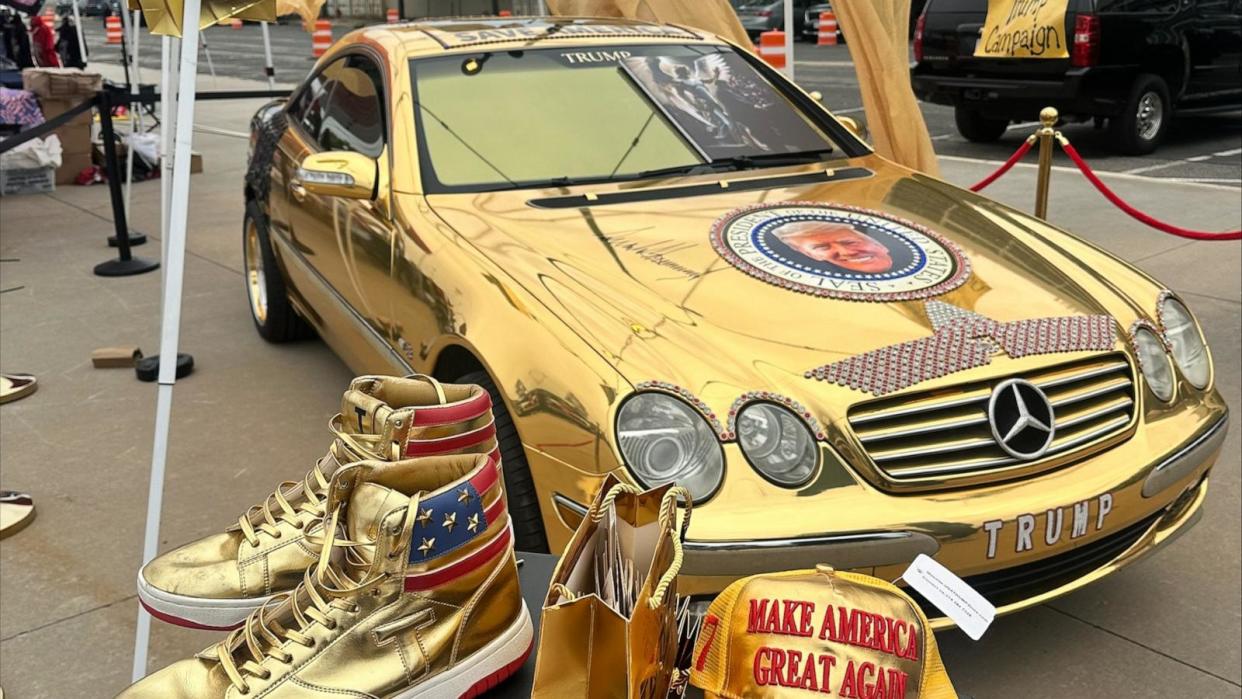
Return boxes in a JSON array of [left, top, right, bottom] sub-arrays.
[[471, 453, 500, 495], [404, 422, 497, 457], [139, 600, 243, 632], [483, 492, 505, 527], [410, 391, 492, 427], [405, 526, 513, 590], [460, 638, 533, 699]]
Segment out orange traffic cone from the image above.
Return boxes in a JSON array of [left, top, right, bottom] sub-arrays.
[[105, 14, 123, 44], [312, 19, 332, 57], [757, 30, 786, 70], [498, 9, 511, 16], [386, 7, 397, 23], [817, 11, 838, 46]]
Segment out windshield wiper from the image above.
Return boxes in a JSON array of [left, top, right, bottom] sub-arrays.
[[709, 148, 837, 171]]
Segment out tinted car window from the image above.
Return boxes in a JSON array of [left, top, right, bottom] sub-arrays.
[[287, 60, 339, 142], [318, 56, 386, 158]]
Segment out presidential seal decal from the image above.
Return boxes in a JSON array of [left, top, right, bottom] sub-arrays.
[[710, 202, 971, 302]]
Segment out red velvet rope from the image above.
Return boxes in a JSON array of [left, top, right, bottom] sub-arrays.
[[969, 138, 1034, 192], [1060, 142, 1242, 241]]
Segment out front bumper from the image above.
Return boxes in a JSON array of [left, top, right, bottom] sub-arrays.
[[533, 395, 1226, 627]]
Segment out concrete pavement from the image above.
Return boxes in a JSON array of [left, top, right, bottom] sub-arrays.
[[0, 70, 1238, 698]]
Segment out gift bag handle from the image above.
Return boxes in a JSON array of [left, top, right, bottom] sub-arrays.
[[649, 485, 691, 609]]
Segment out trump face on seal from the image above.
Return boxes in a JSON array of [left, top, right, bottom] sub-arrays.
[[773, 221, 895, 274]]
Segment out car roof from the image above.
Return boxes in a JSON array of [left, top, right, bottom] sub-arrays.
[[344, 16, 730, 59]]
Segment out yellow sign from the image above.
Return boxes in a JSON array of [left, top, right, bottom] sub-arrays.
[[975, 0, 1070, 59]]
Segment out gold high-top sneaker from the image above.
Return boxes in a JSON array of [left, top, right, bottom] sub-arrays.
[[137, 375, 499, 630], [119, 454, 532, 699]]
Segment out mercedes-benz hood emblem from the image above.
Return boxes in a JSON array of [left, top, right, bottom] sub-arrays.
[[987, 379, 1056, 460]]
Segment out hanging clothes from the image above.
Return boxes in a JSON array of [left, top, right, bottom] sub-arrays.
[[56, 15, 83, 67], [28, 14, 59, 67], [0, 11, 34, 68]]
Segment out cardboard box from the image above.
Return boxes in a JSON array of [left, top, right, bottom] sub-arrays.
[[1, 166, 55, 195], [21, 68, 103, 99], [57, 151, 94, 184], [57, 122, 93, 156], [38, 96, 94, 127]]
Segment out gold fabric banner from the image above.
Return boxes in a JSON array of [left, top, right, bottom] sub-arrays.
[[833, 0, 940, 176], [975, 0, 1070, 59], [131, 0, 276, 36]]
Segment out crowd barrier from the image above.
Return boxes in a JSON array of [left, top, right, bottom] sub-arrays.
[[968, 108, 1240, 241], [0, 84, 292, 276]]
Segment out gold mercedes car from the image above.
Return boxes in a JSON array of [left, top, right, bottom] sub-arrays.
[[242, 17, 1228, 623]]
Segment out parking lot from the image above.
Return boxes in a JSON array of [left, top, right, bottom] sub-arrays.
[[1, 16, 1240, 699], [78, 20, 1242, 186]]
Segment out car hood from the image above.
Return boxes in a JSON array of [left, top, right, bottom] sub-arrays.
[[425, 156, 1148, 413]]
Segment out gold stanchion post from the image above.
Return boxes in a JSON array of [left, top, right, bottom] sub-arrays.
[[1033, 106, 1059, 220]]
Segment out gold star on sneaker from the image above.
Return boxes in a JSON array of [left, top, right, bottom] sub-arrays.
[[416, 508, 433, 527], [466, 513, 481, 533], [442, 512, 457, 532], [457, 488, 473, 504], [417, 537, 436, 557]]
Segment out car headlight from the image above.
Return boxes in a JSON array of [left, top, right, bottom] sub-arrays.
[[1160, 296, 1210, 389], [1133, 325, 1175, 402], [736, 403, 818, 487], [616, 392, 723, 501]]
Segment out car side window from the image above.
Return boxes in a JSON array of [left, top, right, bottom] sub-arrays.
[[286, 59, 342, 142], [316, 55, 387, 159]]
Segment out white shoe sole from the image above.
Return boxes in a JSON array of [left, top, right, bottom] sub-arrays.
[[392, 601, 534, 699], [136, 567, 274, 630]]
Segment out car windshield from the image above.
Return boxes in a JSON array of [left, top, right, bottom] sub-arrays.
[[410, 44, 846, 192]]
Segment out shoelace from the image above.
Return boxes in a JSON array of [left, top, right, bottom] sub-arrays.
[[236, 418, 394, 547], [217, 501, 420, 694]]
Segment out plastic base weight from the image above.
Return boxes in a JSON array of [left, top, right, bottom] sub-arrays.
[[94, 256, 160, 277], [108, 232, 148, 247], [135, 354, 194, 382]]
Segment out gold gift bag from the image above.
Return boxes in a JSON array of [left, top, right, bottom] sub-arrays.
[[532, 474, 690, 699]]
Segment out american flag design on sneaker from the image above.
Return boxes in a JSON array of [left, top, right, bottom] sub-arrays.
[[404, 455, 511, 590], [402, 389, 498, 457]]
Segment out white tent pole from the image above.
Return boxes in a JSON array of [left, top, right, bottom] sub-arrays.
[[70, 0, 86, 66], [783, 0, 794, 80], [260, 21, 276, 90], [118, 7, 137, 221], [130, 2, 202, 678], [159, 36, 178, 271]]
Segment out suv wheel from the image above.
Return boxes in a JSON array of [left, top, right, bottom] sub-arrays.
[[243, 200, 314, 342], [1110, 74, 1171, 155], [454, 370, 550, 554], [954, 106, 1009, 142]]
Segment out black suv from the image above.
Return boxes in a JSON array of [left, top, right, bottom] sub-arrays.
[[911, 0, 1242, 154]]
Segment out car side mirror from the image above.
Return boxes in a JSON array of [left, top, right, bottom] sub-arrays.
[[837, 115, 869, 143], [296, 151, 377, 200]]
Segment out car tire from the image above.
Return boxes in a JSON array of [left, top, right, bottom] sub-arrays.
[[1109, 73, 1170, 156], [954, 106, 1009, 142], [243, 199, 313, 343], [455, 370, 550, 554]]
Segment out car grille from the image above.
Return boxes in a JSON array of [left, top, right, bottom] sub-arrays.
[[848, 354, 1136, 489], [905, 510, 1161, 616]]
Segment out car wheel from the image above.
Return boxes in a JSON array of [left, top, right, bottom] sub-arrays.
[[455, 369, 550, 554], [1110, 73, 1170, 155], [954, 106, 1009, 142], [243, 199, 313, 343]]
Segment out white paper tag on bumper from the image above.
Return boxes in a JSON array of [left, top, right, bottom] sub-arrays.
[[903, 554, 995, 640]]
